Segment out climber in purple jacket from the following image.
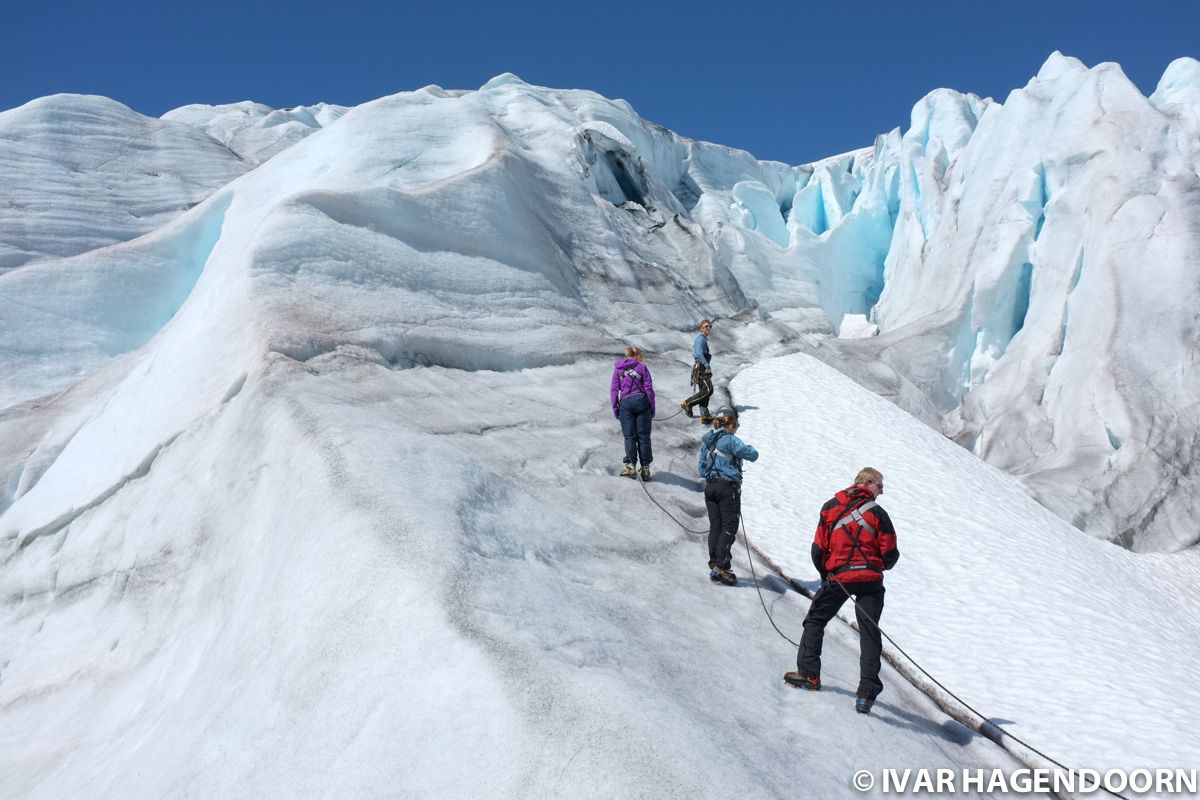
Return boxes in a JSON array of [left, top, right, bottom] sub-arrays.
[[610, 346, 656, 481]]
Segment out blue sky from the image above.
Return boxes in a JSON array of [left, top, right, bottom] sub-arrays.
[[4, 0, 1198, 164]]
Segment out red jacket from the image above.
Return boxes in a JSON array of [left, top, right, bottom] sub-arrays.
[[811, 486, 899, 584]]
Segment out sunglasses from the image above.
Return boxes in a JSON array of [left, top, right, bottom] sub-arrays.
[[870, 480, 884, 491]]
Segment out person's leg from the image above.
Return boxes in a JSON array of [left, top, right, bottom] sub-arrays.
[[618, 398, 638, 465], [633, 395, 652, 466], [714, 482, 739, 569], [797, 582, 849, 677], [854, 585, 886, 700], [705, 482, 722, 568], [697, 371, 713, 418]]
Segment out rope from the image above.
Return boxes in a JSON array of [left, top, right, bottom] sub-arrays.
[[636, 472, 707, 535], [606, 402, 685, 420], [737, 512, 800, 646], [636, 473, 799, 644], [613, 361, 1128, 797], [635, 470, 1130, 800], [824, 577, 1131, 800]]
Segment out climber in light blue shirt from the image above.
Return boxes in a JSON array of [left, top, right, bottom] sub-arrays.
[[681, 319, 714, 422]]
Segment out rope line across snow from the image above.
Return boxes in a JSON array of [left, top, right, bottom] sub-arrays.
[[634, 474, 1132, 800]]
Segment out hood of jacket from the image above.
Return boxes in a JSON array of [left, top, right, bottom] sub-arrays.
[[835, 486, 875, 507]]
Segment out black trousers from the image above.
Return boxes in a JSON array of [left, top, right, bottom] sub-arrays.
[[704, 478, 740, 569], [797, 580, 886, 700], [685, 368, 713, 413]]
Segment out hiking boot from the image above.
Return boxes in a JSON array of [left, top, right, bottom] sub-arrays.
[[855, 696, 874, 714], [710, 568, 736, 586], [639, 467, 651, 481], [680, 401, 693, 418], [620, 464, 636, 478], [783, 672, 821, 691], [699, 415, 714, 425]]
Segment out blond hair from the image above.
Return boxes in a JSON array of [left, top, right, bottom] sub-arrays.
[[854, 467, 883, 486], [624, 346, 643, 359]]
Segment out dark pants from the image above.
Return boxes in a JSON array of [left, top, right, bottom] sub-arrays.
[[797, 580, 886, 700], [618, 394, 653, 466], [684, 367, 713, 414], [704, 478, 740, 569]]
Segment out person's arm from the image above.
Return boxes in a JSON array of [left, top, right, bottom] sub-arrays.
[[811, 512, 830, 579], [875, 507, 899, 569], [693, 335, 710, 368], [642, 365, 655, 416], [610, 369, 621, 418], [731, 437, 758, 462]]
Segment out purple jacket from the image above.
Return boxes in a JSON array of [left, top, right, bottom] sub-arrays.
[[610, 357, 656, 417]]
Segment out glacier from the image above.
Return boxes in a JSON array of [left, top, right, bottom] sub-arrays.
[[813, 53, 1200, 553], [162, 101, 348, 166], [0, 95, 249, 273], [2, 53, 1199, 798]]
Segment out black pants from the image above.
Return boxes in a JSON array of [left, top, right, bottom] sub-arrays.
[[704, 478, 740, 569], [685, 368, 713, 414], [797, 580, 885, 700]]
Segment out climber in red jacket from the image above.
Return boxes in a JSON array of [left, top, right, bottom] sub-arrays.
[[784, 467, 899, 714]]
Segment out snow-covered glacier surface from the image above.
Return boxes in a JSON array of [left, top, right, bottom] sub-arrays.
[[0, 95, 249, 273], [162, 100, 348, 165], [2, 55, 1199, 798], [737, 354, 1200, 784], [2, 77, 1039, 799]]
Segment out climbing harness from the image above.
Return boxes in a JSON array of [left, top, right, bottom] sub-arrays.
[[828, 500, 880, 577], [615, 366, 645, 403]]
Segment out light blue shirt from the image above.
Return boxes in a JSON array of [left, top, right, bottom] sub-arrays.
[[693, 333, 711, 368]]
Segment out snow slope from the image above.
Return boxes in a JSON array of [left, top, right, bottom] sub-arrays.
[[0, 75, 1044, 800], [1, 352, 1045, 799], [737, 354, 1200, 780]]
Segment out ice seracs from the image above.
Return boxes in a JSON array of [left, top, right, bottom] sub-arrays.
[[812, 53, 1200, 551]]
